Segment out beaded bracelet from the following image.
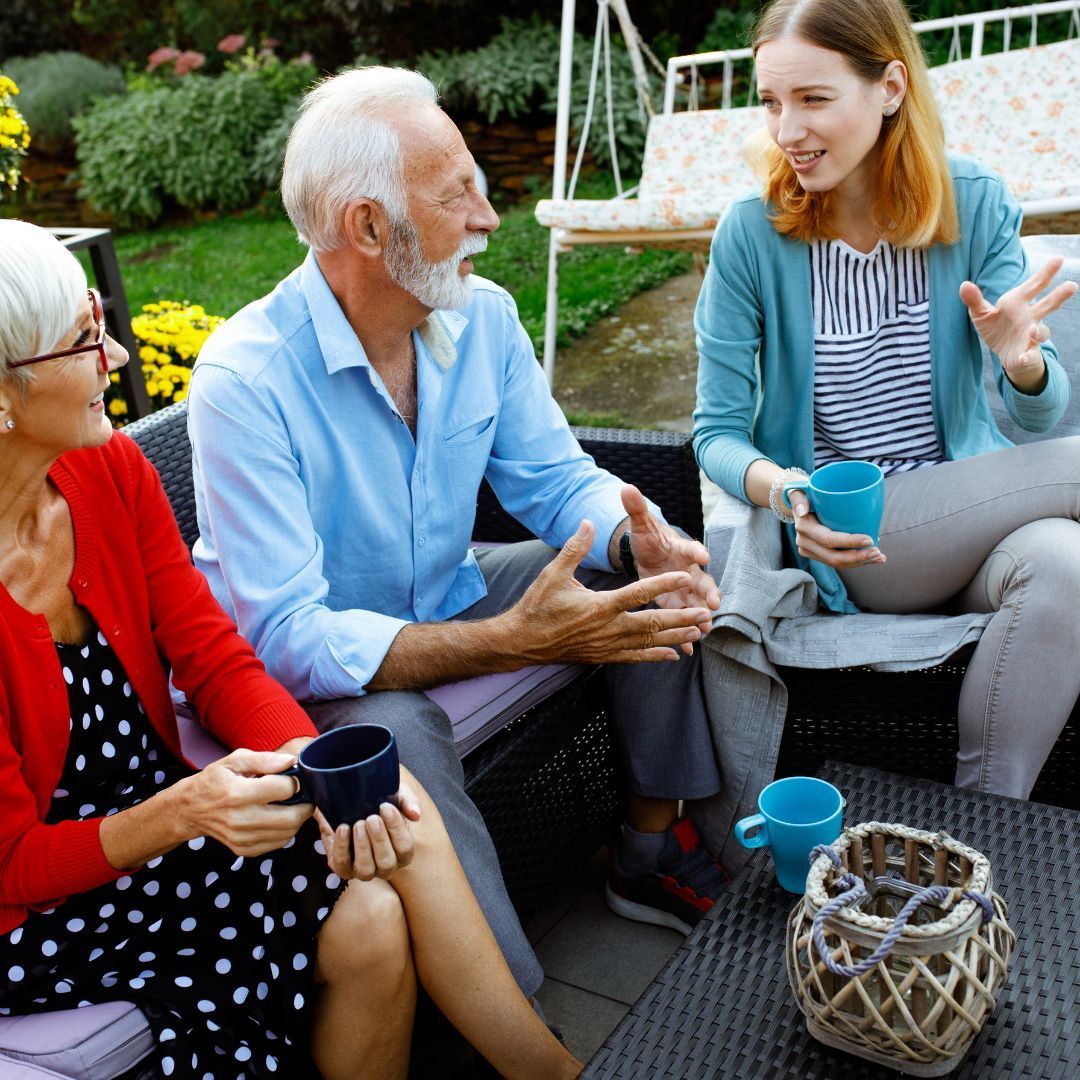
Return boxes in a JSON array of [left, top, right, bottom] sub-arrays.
[[768, 467, 809, 523]]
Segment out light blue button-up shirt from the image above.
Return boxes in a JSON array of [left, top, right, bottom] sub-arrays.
[[188, 252, 636, 700]]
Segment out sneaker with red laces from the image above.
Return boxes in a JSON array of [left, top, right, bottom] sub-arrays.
[[605, 818, 728, 935]]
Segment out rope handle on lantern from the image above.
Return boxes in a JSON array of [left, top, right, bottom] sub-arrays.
[[807, 845, 996, 978]]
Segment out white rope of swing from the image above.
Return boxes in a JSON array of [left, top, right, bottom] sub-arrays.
[[568, 0, 621, 200], [566, 0, 663, 201]]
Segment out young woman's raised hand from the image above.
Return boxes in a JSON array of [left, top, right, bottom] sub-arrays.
[[960, 256, 1078, 392]]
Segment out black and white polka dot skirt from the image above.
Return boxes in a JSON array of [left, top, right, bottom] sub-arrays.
[[0, 629, 346, 1078]]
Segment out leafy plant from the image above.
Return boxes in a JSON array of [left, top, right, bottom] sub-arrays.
[[73, 70, 282, 224], [696, 3, 758, 53], [225, 49, 318, 106], [0, 52, 124, 157], [69, 0, 350, 72], [416, 15, 654, 175], [251, 98, 301, 192], [0, 73, 31, 197]]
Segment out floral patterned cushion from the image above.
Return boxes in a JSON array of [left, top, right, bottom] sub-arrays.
[[534, 106, 763, 232], [930, 38, 1079, 207], [535, 37, 1079, 235]]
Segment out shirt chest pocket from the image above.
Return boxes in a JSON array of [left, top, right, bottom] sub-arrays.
[[443, 412, 496, 448]]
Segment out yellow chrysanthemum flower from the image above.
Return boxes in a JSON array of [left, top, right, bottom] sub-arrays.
[[110, 299, 224, 424]]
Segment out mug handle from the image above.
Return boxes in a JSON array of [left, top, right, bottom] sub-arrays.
[[734, 813, 769, 849], [273, 763, 312, 807], [780, 479, 810, 513]]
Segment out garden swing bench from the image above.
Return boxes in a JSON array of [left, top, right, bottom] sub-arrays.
[[535, 0, 1080, 383]]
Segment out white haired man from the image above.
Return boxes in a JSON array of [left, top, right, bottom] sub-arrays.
[[188, 67, 727, 998]]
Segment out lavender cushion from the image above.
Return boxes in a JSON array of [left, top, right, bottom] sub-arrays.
[[0, 1061, 70, 1078], [0, 1001, 153, 1079], [427, 664, 583, 756], [177, 664, 585, 767]]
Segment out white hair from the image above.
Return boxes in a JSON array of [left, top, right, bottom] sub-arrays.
[[281, 66, 440, 253], [0, 220, 86, 389]]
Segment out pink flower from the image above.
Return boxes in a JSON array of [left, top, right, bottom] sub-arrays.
[[173, 50, 206, 76], [293, 51, 314, 66], [217, 34, 246, 54], [260, 37, 281, 50], [146, 46, 180, 73]]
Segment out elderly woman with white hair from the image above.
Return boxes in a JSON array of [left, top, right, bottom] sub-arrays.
[[0, 221, 580, 1079]]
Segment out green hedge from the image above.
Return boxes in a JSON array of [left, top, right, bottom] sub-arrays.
[[1, 52, 125, 156], [417, 15, 652, 174], [73, 71, 285, 224]]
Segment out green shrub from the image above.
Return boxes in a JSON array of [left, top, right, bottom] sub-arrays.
[[227, 51, 316, 194], [251, 98, 300, 192], [416, 15, 654, 175], [223, 48, 319, 107], [1, 52, 125, 156], [73, 70, 282, 224], [696, 5, 757, 53]]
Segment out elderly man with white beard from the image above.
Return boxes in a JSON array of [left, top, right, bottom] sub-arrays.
[[187, 66, 727, 1000]]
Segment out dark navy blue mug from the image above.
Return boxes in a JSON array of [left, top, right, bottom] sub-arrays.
[[278, 723, 399, 830]]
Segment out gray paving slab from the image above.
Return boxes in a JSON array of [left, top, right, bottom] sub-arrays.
[[533, 978, 631, 1066], [525, 848, 608, 947], [533, 874, 683, 1004]]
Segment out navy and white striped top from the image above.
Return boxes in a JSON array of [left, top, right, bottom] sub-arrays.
[[810, 238, 944, 475]]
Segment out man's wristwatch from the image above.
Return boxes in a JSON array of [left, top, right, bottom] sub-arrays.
[[618, 529, 638, 580]]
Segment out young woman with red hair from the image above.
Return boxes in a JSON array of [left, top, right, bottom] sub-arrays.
[[694, 0, 1079, 798]]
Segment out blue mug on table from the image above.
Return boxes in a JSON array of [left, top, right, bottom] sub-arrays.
[[278, 723, 400, 830], [781, 460, 885, 546], [734, 777, 845, 894]]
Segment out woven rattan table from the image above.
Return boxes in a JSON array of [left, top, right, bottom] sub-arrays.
[[584, 761, 1080, 1079]]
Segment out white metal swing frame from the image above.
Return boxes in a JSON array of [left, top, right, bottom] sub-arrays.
[[540, 0, 1080, 383]]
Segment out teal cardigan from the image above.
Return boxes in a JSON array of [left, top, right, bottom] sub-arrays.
[[693, 155, 1070, 613]]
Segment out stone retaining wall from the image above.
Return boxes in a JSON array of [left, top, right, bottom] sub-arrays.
[[456, 116, 595, 200]]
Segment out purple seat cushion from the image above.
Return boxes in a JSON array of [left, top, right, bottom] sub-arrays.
[[0, 1061, 70, 1078], [178, 664, 585, 767], [0, 1001, 154, 1079], [427, 664, 583, 756]]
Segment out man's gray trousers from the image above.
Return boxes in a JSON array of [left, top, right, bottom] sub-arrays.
[[304, 540, 721, 997]]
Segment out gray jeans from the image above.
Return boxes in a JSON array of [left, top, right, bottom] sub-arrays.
[[306, 540, 721, 997], [838, 437, 1080, 798]]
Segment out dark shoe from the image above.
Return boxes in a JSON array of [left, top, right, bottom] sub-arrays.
[[605, 818, 727, 934]]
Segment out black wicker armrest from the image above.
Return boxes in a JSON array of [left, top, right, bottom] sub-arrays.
[[123, 400, 199, 550], [473, 428, 703, 544]]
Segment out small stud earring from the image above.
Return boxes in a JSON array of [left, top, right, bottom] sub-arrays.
[[883, 103, 899, 116], [4, 420, 13, 431]]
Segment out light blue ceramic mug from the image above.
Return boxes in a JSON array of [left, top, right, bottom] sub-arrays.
[[734, 777, 845, 893], [781, 460, 885, 546]]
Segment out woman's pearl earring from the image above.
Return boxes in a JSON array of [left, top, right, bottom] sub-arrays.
[[883, 103, 899, 116], [4, 420, 13, 431]]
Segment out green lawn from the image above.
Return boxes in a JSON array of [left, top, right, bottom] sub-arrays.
[[105, 195, 690, 354], [106, 212, 309, 318]]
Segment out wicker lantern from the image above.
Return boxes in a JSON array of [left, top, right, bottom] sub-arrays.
[[786, 821, 1015, 1076]]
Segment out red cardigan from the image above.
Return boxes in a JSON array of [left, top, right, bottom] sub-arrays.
[[0, 432, 318, 933]]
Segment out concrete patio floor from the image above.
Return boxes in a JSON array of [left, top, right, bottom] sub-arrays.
[[528, 849, 685, 1064]]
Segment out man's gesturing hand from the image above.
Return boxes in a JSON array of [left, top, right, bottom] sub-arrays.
[[506, 520, 710, 664], [622, 485, 721, 647]]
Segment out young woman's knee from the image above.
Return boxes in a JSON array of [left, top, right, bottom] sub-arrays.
[[316, 878, 411, 985], [996, 518, 1080, 611]]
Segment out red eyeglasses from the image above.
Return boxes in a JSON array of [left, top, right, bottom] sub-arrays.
[[10, 289, 109, 375]]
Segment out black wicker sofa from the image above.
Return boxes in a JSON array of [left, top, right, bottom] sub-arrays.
[[124, 401, 704, 922], [126, 392, 1076, 930]]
